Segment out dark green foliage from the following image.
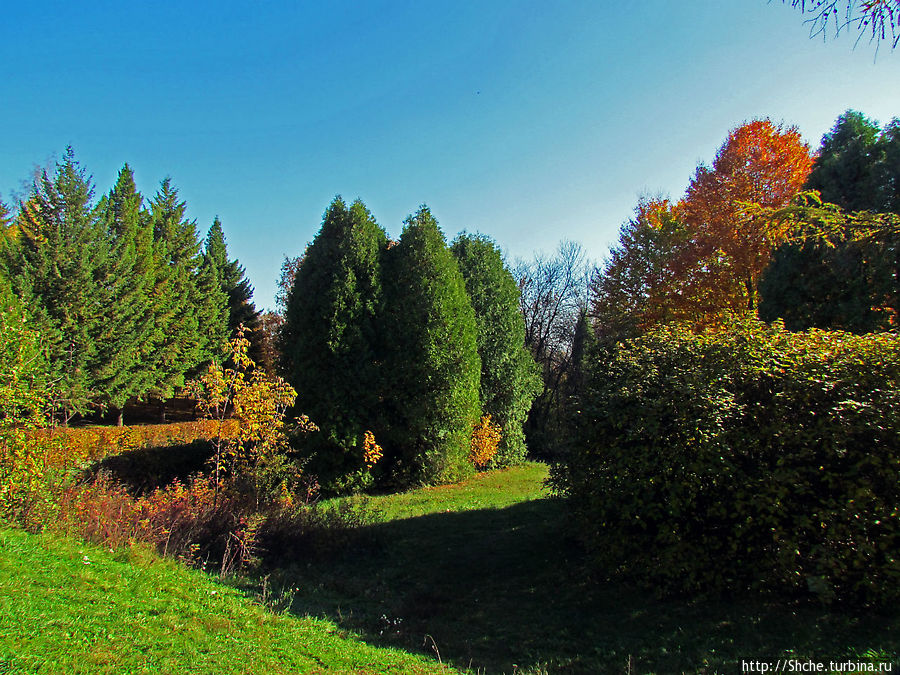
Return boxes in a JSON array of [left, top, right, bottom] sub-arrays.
[[759, 235, 895, 332], [451, 233, 539, 466], [761, 110, 900, 332], [146, 178, 214, 396], [553, 317, 900, 605], [7, 148, 108, 419], [93, 165, 161, 420], [806, 110, 885, 212], [280, 197, 387, 487], [381, 207, 481, 485], [197, 219, 238, 362]]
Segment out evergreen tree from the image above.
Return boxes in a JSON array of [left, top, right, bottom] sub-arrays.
[[450, 233, 539, 466], [93, 165, 161, 424], [760, 110, 900, 332], [381, 206, 481, 485], [202, 218, 261, 360], [6, 148, 107, 420], [280, 197, 387, 485], [806, 110, 884, 212], [146, 178, 210, 399]]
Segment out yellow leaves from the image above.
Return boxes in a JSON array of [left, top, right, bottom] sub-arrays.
[[362, 430, 383, 468], [185, 324, 307, 488], [469, 414, 502, 469]]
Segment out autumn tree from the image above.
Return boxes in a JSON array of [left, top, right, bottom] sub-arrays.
[[680, 118, 815, 315], [451, 233, 540, 466], [590, 198, 695, 342]]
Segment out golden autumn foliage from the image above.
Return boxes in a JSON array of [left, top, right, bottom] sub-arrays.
[[469, 414, 502, 469], [186, 325, 299, 495], [362, 430, 383, 469]]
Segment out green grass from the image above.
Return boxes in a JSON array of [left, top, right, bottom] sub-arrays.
[[255, 462, 899, 674], [0, 527, 453, 674]]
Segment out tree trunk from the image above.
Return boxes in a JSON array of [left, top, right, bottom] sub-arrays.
[[116, 409, 124, 427]]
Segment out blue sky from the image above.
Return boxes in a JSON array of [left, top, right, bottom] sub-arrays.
[[2, 1, 899, 310]]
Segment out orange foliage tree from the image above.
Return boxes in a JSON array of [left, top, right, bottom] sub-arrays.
[[680, 119, 815, 316]]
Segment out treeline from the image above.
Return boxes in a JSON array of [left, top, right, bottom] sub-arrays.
[[279, 198, 540, 491], [0, 148, 263, 425], [552, 110, 900, 605]]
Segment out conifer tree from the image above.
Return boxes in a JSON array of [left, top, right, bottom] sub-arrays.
[[202, 218, 260, 360], [381, 206, 481, 484], [7, 148, 107, 420], [451, 233, 539, 466], [146, 178, 209, 398], [280, 197, 387, 484], [94, 165, 161, 424]]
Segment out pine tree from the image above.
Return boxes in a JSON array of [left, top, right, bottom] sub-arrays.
[[451, 233, 539, 466], [196, 220, 234, 363], [280, 197, 387, 484], [381, 206, 481, 485]]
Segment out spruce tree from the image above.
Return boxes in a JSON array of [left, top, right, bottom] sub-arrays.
[[451, 233, 540, 466], [381, 206, 481, 485], [147, 178, 209, 398], [7, 148, 107, 420], [202, 218, 260, 359], [280, 197, 387, 484], [94, 165, 161, 424]]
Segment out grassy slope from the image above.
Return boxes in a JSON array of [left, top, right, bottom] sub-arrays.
[[0, 527, 452, 675], [268, 462, 899, 674]]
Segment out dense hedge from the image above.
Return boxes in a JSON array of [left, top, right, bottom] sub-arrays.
[[552, 318, 900, 605]]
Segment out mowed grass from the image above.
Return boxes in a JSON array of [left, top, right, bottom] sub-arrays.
[[0, 527, 453, 675], [262, 462, 900, 674]]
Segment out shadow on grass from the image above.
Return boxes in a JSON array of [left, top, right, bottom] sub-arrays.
[[86, 440, 214, 494], [260, 497, 899, 674]]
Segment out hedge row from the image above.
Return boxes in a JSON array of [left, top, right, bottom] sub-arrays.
[[30, 419, 241, 469], [552, 318, 900, 605]]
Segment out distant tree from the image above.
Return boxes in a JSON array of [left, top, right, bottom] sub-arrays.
[[451, 233, 540, 466], [275, 254, 304, 317], [280, 197, 387, 487], [786, 0, 900, 48], [514, 240, 590, 456], [0, 197, 11, 247], [381, 206, 481, 484]]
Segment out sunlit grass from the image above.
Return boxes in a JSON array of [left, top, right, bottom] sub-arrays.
[[0, 527, 452, 674]]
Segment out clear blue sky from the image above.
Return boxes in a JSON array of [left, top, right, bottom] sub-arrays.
[[2, 1, 899, 310]]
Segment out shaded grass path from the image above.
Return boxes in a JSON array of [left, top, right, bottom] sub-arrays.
[[268, 463, 899, 674]]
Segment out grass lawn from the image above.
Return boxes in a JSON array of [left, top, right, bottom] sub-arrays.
[[0, 527, 453, 674], [255, 462, 899, 674]]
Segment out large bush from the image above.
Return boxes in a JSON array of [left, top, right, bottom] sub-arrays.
[[552, 317, 900, 605]]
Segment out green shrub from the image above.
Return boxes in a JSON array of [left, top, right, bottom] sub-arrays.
[[552, 317, 900, 605]]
